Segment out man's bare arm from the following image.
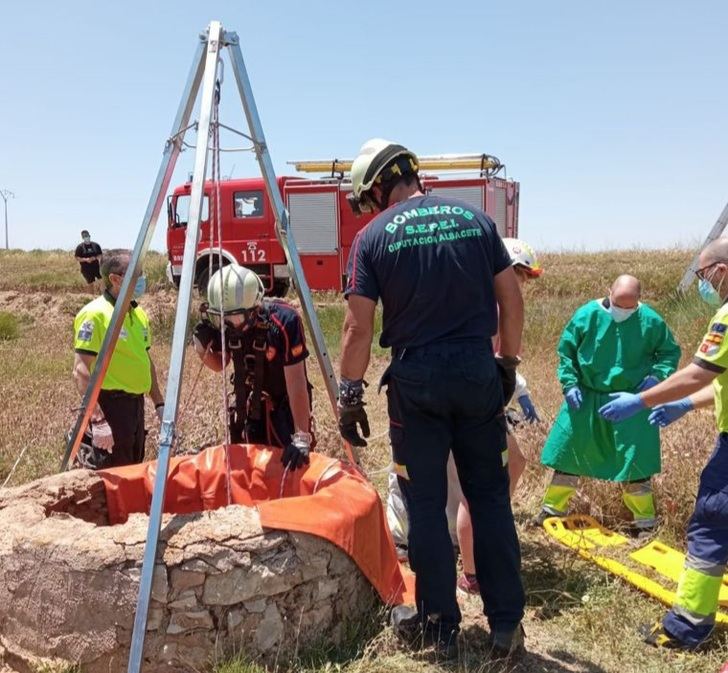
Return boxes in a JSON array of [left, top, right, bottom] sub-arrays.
[[73, 352, 95, 396], [148, 355, 165, 406], [641, 363, 718, 407], [340, 295, 376, 380], [284, 361, 311, 434], [688, 384, 716, 410], [72, 351, 103, 419], [494, 266, 524, 358]]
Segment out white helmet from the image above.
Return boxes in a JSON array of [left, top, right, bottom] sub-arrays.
[[348, 138, 419, 214], [502, 238, 543, 277], [207, 264, 264, 315]]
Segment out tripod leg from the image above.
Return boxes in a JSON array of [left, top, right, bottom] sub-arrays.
[[225, 31, 360, 466], [126, 23, 221, 673], [60, 34, 208, 472]]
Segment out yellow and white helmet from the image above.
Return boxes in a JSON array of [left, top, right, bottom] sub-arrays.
[[502, 238, 543, 277], [207, 264, 264, 315], [348, 138, 419, 214]]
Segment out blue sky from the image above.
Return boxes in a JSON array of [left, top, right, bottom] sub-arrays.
[[1, 1, 726, 254]]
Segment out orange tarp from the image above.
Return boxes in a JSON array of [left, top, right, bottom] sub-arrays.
[[98, 444, 411, 605]]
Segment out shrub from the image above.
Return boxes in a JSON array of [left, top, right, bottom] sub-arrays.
[[0, 311, 19, 340]]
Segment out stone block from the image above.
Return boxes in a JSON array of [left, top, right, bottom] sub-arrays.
[[166, 610, 214, 635]]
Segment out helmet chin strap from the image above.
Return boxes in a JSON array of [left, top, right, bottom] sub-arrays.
[[373, 173, 423, 211], [369, 186, 388, 212]]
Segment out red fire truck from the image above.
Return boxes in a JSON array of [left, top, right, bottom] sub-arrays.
[[165, 153, 519, 295]]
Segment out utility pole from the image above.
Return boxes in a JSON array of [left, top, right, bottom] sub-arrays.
[[0, 190, 15, 250]]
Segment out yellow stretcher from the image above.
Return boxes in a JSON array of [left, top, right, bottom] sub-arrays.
[[543, 514, 728, 624]]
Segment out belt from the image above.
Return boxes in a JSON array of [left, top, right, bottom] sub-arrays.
[[391, 340, 491, 360], [99, 389, 145, 399]]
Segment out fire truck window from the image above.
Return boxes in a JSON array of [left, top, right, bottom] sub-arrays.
[[174, 195, 209, 228], [234, 191, 264, 218]]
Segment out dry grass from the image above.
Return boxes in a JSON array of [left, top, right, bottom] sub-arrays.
[[1, 248, 727, 673], [0, 249, 168, 293]]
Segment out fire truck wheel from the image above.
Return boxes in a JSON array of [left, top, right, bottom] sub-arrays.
[[195, 263, 219, 297], [271, 279, 290, 298]]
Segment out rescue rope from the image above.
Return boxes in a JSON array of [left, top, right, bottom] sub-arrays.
[[174, 348, 211, 450], [211, 63, 233, 506], [0, 443, 31, 490], [312, 459, 341, 493], [278, 464, 291, 499]]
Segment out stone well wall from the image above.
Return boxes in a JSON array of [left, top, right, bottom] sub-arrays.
[[0, 470, 378, 672]]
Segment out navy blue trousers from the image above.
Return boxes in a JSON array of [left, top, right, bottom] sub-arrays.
[[385, 342, 525, 633], [664, 433, 728, 646]]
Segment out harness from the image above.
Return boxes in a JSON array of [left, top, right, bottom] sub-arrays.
[[219, 302, 314, 448], [227, 309, 271, 423]]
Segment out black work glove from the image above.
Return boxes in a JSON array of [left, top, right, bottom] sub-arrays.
[[338, 402, 371, 447], [281, 441, 310, 471], [495, 355, 520, 406], [338, 377, 370, 447], [192, 320, 220, 350]]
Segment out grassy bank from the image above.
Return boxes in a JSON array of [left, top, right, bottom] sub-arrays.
[[1, 248, 726, 673]]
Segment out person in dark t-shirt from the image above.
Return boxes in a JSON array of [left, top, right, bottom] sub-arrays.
[[338, 138, 526, 657], [74, 230, 103, 285], [192, 264, 313, 471]]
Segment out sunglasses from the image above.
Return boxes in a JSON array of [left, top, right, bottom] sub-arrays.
[[695, 261, 726, 281]]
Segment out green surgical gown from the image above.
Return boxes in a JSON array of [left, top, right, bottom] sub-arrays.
[[541, 299, 681, 481]]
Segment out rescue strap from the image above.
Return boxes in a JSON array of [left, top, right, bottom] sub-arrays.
[[226, 312, 269, 423], [248, 315, 269, 421]]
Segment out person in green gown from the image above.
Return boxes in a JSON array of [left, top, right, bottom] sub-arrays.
[[536, 274, 681, 533]]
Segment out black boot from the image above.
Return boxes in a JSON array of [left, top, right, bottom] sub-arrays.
[[488, 623, 526, 659]]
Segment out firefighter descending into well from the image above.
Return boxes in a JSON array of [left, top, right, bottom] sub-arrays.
[[192, 264, 314, 470]]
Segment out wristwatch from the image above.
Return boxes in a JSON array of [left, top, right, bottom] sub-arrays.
[[292, 431, 312, 448]]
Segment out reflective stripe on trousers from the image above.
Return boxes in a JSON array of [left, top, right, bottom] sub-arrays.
[[663, 466, 728, 647], [674, 554, 725, 622], [542, 471, 578, 515], [622, 480, 656, 528]]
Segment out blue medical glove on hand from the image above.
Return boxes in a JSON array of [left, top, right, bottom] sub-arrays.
[[518, 394, 540, 422], [648, 398, 694, 427], [637, 375, 660, 392], [598, 392, 646, 422], [564, 387, 583, 410]]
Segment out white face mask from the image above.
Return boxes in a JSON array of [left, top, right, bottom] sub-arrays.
[[608, 301, 638, 323]]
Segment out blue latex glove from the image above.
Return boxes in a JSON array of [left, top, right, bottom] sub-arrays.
[[637, 375, 660, 392], [564, 387, 583, 410], [599, 392, 646, 422], [648, 398, 694, 427], [517, 394, 540, 423]]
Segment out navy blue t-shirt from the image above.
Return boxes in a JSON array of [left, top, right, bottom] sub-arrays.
[[193, 300, 309, 400], [345, 195, 512, 349]]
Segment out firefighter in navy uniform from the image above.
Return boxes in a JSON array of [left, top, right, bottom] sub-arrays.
[[192, 264, 313, 470], [338, 139, 526, 658]]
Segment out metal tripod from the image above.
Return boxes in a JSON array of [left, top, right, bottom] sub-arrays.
[[56, 21, 352, 672], [678, 199, 728, 292]]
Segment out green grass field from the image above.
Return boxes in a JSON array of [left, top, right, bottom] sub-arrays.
[[1, 248, 727, 673]]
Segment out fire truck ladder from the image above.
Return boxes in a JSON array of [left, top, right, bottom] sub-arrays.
[[290, 153, 505, 177], [58, 21, 354, 673]]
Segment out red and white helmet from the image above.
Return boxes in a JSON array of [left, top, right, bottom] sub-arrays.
[[502, 238, 543, 277]]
